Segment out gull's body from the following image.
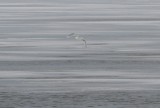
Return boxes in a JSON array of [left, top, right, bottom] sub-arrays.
[[67, 33, 87, 48]]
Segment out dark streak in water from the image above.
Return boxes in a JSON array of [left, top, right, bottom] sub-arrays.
[[1, 18, 160, 22]]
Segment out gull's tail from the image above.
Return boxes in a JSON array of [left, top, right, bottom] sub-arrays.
[[68, 33, 75, 36]]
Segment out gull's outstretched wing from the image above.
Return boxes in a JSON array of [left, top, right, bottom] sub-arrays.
[[67, 33, 75, 38]]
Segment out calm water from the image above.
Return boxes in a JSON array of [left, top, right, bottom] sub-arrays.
[[0, 0, 160, 93]]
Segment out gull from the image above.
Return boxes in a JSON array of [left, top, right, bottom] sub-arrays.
[[67, 33, 87, 48]]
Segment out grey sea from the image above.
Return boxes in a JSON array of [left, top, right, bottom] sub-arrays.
[[1, 0, 160, 108]]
